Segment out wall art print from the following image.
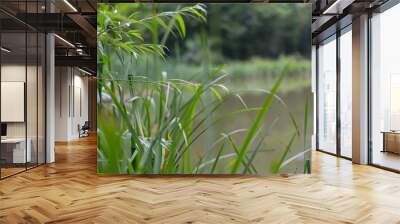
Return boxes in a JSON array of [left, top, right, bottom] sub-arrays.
[[97, 3, 312, 175]]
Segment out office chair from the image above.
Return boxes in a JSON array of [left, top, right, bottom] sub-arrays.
[[79, 121, 90, 138]]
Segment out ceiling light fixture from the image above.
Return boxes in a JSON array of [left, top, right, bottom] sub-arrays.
[[63, 0, 78, 12], [78, 67, 92, 76], [1, 47, 11, 53], [76, 48, 85, 55], [322, 0, 354, 15], [54, 34, 75, 48]]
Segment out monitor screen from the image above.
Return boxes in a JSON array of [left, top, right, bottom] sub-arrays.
[[1, 123, 7, 137]]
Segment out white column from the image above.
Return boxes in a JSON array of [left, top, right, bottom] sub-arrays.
[[46, 32, 55, 163], [352, 14, 369, 164]]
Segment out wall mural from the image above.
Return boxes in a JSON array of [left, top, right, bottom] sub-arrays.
[[97, 3, 312, 175]]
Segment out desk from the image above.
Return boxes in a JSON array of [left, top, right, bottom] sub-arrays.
[[382, 131, 400, 154], [1, 138, 31, 163]]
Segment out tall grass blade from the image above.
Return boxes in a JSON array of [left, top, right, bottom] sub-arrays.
[[226, 136, 257, 174], [271, 132, 297, 174], [210, 143, 226, 174], [303, 96, 311, 174], [231, 68, 286, 173]]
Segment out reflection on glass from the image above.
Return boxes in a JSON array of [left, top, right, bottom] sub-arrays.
[[340, 28, 352, 158], [1, 31, 27, 177], [318, 36, 337, 154], [27, 31, 38, 169], [0, 0, 46, 178], [371, 4, 400, 171]]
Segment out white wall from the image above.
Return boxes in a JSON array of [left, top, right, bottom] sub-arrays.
[[55, 67, 89, 141], [1, 63, 46, 164], [71, 73, 89, 138], [1, 65, 40, 137], [1, 65, 26, 139], [55, 67, 69, 141]]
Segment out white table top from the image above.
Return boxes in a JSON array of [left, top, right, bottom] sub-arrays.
[[1, 138, 29, 143]]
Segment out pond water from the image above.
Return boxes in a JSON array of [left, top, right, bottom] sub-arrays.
[[191, 85, 313, 175]]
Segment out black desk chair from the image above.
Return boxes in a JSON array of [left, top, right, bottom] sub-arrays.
[[78, 121, 90, 138]]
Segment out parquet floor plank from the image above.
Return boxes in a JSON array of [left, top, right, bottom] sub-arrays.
[[0, 135, 399, 223]]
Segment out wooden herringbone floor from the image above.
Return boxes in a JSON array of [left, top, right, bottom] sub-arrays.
[[1, 135, 400, 224]]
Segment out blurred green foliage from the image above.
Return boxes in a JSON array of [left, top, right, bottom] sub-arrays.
[[134, 3, 311, 61]]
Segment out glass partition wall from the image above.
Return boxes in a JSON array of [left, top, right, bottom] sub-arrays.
[[339, 26, 352, 159], [316, 26, 352, 159], [315, 1, 400, 171], [317, 35, 337, 155], [370, 3, 400, 171], [0, 3, 46, 179]]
